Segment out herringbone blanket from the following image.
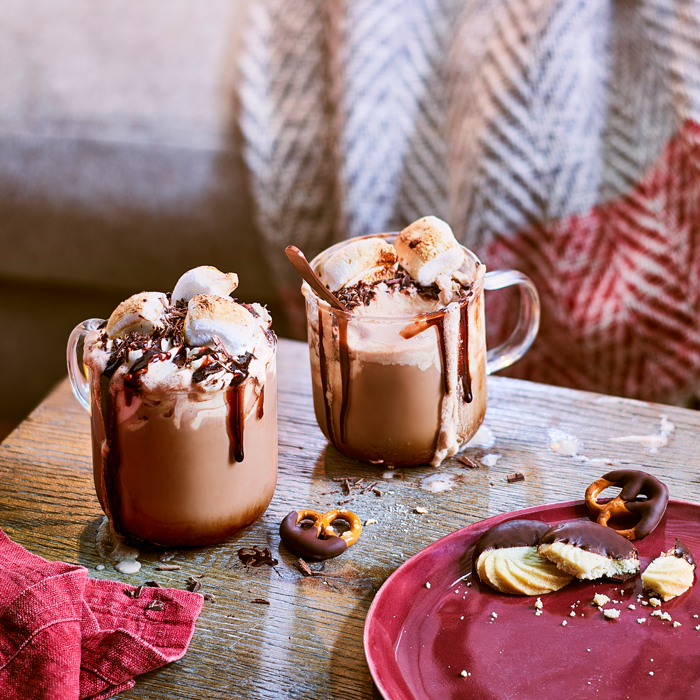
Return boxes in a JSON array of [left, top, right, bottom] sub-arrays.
[[238, 0, 700, 404]]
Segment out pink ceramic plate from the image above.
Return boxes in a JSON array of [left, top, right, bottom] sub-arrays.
[[364, 500, 700, 699]]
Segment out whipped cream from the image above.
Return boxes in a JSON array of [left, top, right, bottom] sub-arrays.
[[84, 266, 275, 410], [319, 217, 476, 318]]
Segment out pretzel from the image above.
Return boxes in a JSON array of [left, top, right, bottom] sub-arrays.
[[584, 470, 669, 540], [279, 508, 363, 561]]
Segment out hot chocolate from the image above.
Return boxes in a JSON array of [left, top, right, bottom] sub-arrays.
[[75, 266, 277, 546], [303, 217, 488, 467]]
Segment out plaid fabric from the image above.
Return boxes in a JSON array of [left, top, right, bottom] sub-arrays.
[[238, 0, 700, 402]]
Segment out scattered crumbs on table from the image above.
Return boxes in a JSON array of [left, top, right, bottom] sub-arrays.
[[185, 576, 202, 593], [414, 507, 428, 514], [297, 558, 314, 576], [649, 672, 654, 676], [628, 604, 636, 610], [534, 597, 543, 610], [649, 598, 661, 607], [425, 582, 431, 589], [673, 621, 682, 627], [251, 598, 270, 605], [562, 620, 568, 626], [637, 617, 647, 624], [364, 518, 378, 526], [592, 594, 610, 606], [603, 609, 620, 619], [569, 611, 576, 617], [458, 456, 478, 469], [460, 670, 471, 677]]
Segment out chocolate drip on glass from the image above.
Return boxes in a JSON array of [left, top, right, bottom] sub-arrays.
[[459, 301, 472, 403], [225, 381, 246, 463], [100, 375, 125, 536], [338, 315, 351, 445], [317, 307, 337, 446]]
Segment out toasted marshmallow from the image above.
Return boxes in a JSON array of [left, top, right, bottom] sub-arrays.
[[106, 292, 168, 338], [184, 294, 259, 357], [172, 266, 239, 303], [395, 216, 466, 286], [321, 238, 398, 292]]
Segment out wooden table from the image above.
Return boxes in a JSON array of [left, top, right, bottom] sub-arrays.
[[1, 338, 700, 699]]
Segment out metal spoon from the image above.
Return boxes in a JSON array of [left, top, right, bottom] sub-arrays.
[[285, 245, 347, 312]]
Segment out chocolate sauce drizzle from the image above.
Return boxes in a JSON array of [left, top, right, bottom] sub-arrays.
[[338, 316, 351, 445], [100, 375, 126, 536], [317, 307, 337, 446], [459, 302, 472, 403]]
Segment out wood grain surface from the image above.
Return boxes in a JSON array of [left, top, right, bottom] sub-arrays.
[[1, 338, 700, 699]]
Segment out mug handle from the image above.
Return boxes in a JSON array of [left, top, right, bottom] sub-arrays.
[[67, 318, 105, 412], [484, 270, 540, 375]]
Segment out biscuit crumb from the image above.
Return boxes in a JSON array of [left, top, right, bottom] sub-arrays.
[[535, 610, 542, 616], [695, 625, 700, 630], [649, 672, 654, 676], [641, 601, 649, 606], [649, 598, 661, 607], [562, 620, 567, 626], [460, 670, 468, 677], [569, 611, 576, 617], [673, 621, 682, 627], [364, 519, 378, 525], [414, 507, 428, 514], [425, 582, 431, 589], [603, 609, 620, 619], [534, 597, 543, 610], [593, 594, 610, 606], [491, 612, 498, 619], [628, 604, 636, 610], [637, 618, 647, 624]]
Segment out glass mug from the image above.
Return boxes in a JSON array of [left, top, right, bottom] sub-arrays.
[[302, 234, 539, 467], [67, 321, 278, 546]]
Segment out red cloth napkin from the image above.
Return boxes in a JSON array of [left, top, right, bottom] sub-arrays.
[[0, 529, 204, 699]]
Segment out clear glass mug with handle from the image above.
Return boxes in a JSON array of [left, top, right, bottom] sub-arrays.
[[302, 234, 539, 468], [67, 319, 278, 547]]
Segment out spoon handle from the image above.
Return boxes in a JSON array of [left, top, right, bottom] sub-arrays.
[[285, 246, 347, 312]]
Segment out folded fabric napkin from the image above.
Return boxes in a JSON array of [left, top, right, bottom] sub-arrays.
[[0, 529, 203, 699]]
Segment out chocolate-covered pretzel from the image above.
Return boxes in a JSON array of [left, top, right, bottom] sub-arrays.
[[585, 469, 669, 540], [279, 508, 362, 561]]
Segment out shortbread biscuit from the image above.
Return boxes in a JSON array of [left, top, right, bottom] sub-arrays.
[[538, 520, 639, 582], [642, 538, 696, 601], [474, 519, 573, 595]]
